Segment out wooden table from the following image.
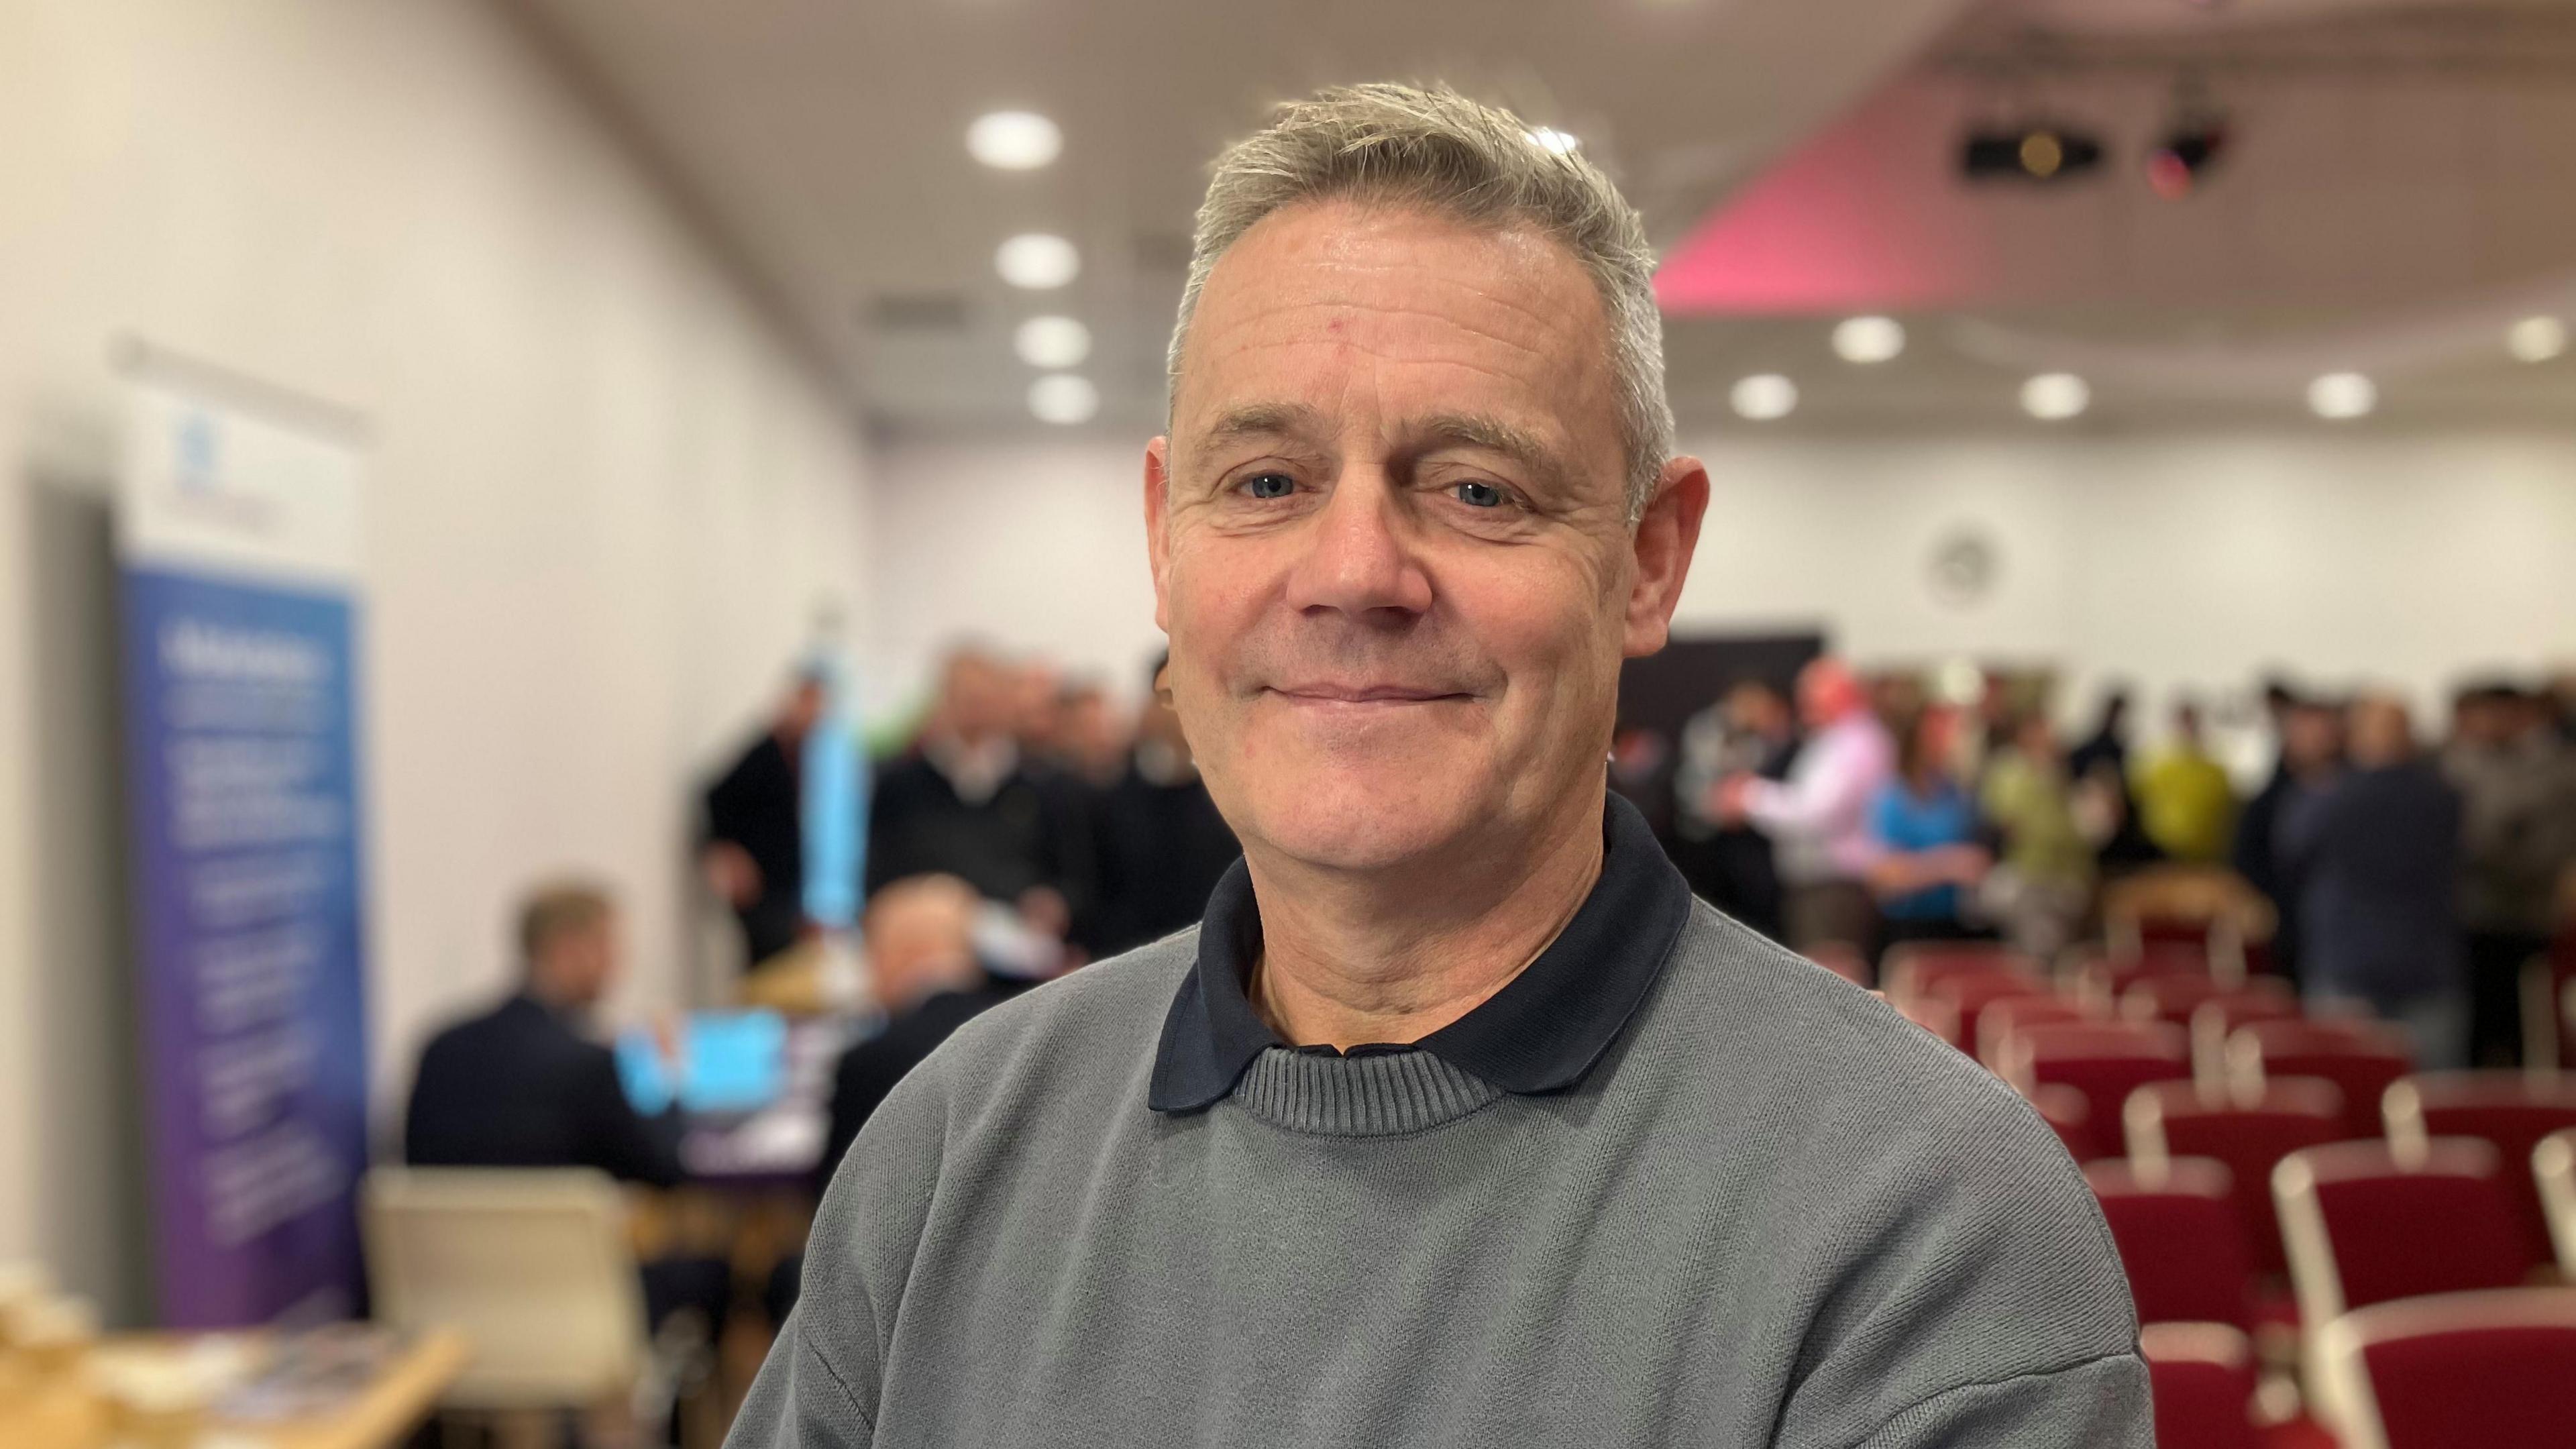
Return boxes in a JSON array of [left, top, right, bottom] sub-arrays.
[[0, 1327, 468, 1449]]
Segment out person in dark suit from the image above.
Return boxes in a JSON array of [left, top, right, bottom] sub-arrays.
[[867, 650, 1089, 922], [404, 881, 724, 1350], [702, 672, 828, 969], [1083, 655, 1240, 958], [405, 881, 684, 1185]]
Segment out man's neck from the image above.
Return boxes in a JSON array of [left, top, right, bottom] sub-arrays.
[[1243, 792, 1606, 1051]]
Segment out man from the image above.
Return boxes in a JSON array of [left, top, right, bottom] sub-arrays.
[[1717, 657, 1896, 953], [405, 882, 727, 1346], [2234, 684, 2336, 983], [703, 672, 827, 967], [865, 649, 1089, 933], [406, 881, 685, 1186], [2133, 698, 2235, 864], [2444, 684, 2576, 1064], [1671, 678, 1795, 940], [2282, 694, 2469, 1067], [1084, 654, 1240, 957], [817, 874, 1010, 1187], [732, 84, 2145, 1448]]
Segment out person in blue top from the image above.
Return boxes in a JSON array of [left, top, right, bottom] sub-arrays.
[[1864, 710, 1994, 959]]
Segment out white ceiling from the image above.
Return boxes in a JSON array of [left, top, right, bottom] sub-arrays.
[[509, 0, 2576, 437]]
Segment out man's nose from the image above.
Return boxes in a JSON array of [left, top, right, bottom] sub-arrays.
[[1282, 471, 1434, 619]]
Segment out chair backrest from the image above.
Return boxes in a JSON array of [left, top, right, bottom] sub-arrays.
[[2141, 1322, 2261, 1449], [2023, 1083, 2094, 1160], [2002, 1021, 2192, 1155], [1977, 995, 2091, 1071], [2310, 1287, 2576, 1449], [2086, 1158, 2253, 1328], [1927, 972, 2053, 1066], [2188, 993, 2302, 1089], [2273, 1139, 2530, 1328], [362, 1167, 645, 1409], [2127, 1077, 2344, 1277], [2226, 1019, 2413, 1139], [2118, 972, 2228, 1026], [1880, 943, 2039, 1006], [2383, 1072, 2576, 1266], [2532, 1128, 2576, 1275]]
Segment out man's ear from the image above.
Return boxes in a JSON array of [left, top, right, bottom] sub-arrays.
[[1144, 437, 1175, 634], [1622, 455, 1710, 659]]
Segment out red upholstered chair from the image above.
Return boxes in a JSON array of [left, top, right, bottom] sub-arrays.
[[2088, 1158, 2255, 1329], [2001, 1021, 2192, 1158], [2538, 1128, 2576, 1274], [1929, 972, 2055, 1069], [2074, 947, 2214, 1006], [2189, 994, 2304, 1089], [2311, 1287, 2576, 1449], [2127, 1078, 2344, 1279], [2141, 1322, 2261, 1449], [2273, 1139, 2532, 1329], [2023, 1083, 2095, 1160], [1977, 994, 2092, 1071], [2383, 1072, 2576, 1267], [2226, 1019, 2413, 1140], [1880, 942, 2039, 1005], [2128, 973, 2293, 1028]]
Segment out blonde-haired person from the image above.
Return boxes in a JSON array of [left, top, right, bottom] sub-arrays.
[[732, 85, 2145, 1449]]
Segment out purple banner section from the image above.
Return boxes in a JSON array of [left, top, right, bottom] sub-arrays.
[[121, 565, 368, 1328]]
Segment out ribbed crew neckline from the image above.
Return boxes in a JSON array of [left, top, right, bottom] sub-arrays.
[[1230, 1046, 1507, 1136]]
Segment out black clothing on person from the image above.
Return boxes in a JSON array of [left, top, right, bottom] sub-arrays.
[[864, 751, 1083, 904], [1084, 765, 1240, 957], [704, 733, 805, 966], [2233, 764, 2302, 984], [403, 994, 685, 1188], [818, 983, 1019, 1188]]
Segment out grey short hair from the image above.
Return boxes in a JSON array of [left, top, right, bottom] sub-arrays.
[[1168, 83, 1672, 523]]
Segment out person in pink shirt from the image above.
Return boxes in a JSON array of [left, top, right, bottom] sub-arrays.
[[1717, 657, 1896, 955]]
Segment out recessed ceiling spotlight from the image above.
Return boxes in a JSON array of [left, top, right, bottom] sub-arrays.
[[2507, 315, 2568, 364], [996, 233, 1079, 290], [1028, 374, 1099, 425], [2020, 372, 2090, 421], [967, 111, 1062, 170], [1730, 374, 1797, 421], [2308, 372, 2377, 420], [1013, 315, 1091, 369], [1832, 315, 1906, 365], [1525, 127, 1581, 156]]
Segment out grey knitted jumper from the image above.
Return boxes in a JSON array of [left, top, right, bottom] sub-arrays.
[[731, 811, 2149, 1448]]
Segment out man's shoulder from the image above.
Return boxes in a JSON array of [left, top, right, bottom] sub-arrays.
[[1644, 904, 2057, 1150]]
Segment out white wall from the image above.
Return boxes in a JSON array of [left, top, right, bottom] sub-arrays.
[[865, 428, 2576, 729], [0, 0, 873, 1321]]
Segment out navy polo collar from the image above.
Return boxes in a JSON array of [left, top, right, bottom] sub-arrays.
[[1148, 791, 1694, 1114]]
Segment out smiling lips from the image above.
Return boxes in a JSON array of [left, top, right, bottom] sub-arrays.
[[1269, 682, 1468, 706]]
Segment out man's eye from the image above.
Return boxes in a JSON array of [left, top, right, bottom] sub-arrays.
[[1454, 481, 1507, 509], [1240, 473, 1296, 500]]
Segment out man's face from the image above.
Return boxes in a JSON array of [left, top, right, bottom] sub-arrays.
[[549, 912, 621, 1008], [1145, 200, 1705, 875]]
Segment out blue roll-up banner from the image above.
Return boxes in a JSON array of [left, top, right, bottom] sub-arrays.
[[118, 364, 370, 1328]]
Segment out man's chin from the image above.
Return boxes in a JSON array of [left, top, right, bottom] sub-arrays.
[[1234, 773, 1481, 876]]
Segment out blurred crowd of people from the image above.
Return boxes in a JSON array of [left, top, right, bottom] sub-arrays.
[[1662, 660, 2576, 1071], [700, 645, 1242, 980]]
